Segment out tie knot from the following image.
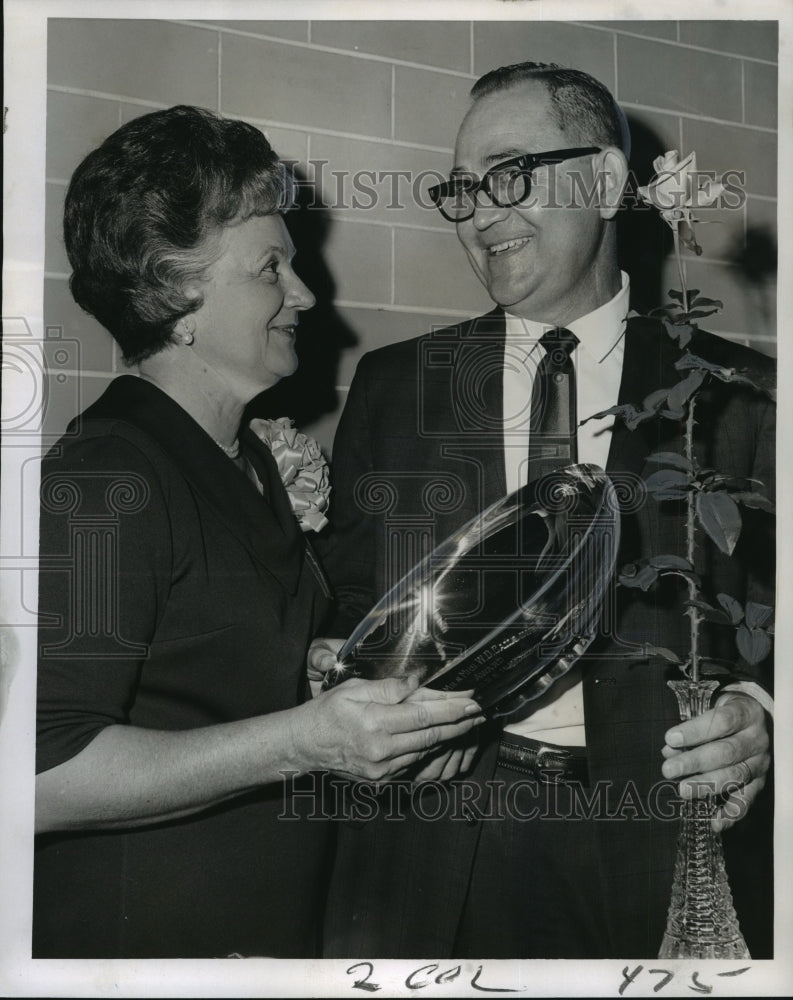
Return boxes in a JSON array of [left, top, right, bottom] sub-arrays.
[[539, 327, 578, 367]]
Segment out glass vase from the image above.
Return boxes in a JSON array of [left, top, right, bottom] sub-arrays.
[[658, 679, 750, 959]]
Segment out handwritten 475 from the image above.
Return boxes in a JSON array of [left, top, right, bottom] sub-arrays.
[[619, 965, 750, 995]]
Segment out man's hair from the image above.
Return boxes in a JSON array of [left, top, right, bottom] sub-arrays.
[[470, 62, 631, 157], [64, 105, 293, 365]]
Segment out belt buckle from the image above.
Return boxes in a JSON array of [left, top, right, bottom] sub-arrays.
[[535, 744, 572, 783]]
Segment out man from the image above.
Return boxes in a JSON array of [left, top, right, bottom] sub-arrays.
[[317, 63, 774, 958]]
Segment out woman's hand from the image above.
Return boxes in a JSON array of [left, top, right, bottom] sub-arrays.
[[306, 637, 344, 697], [290, 674, 484, 782], [407, 734, 481, 783], [403, 687, 481, 782], [35, 655, 482, 834]]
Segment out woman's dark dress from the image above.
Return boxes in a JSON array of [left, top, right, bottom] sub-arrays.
[[34, 375, 332, 958]]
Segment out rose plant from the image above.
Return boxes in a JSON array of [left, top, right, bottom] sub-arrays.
[[585, 150, 775, 682], [593, 148, 776, 960]]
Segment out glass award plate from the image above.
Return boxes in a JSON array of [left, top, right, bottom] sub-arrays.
[[324, 464, 620, 720]]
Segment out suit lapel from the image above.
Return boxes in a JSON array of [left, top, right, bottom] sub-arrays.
[[606, 315, 684, 477], [449, 307, 508, 507], [83, 376, 302, 593]]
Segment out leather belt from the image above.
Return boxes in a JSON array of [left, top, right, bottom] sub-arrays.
[[497, 733, 589, 785]]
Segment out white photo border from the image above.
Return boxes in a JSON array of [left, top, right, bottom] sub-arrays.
[[2, 0, 791, 996]]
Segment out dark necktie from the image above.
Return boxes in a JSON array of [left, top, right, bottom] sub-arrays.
[[527, 327, 579, 483]]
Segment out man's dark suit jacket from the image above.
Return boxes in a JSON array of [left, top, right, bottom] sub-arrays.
[[321, 310, 775, 958]]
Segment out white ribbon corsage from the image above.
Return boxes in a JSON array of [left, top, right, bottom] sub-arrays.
[[249, 417, 331, 533]]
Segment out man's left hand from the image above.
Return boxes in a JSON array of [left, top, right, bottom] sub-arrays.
[[661, 691, 770, 832]]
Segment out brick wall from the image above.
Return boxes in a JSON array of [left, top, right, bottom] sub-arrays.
[[45, 18, 778, 451]]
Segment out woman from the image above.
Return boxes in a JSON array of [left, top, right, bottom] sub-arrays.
[[34, 106, 481, 958]]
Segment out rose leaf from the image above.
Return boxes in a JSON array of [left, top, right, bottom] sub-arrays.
[[736, 625, 772, 665], [641, 644, 683, 664], [642, 387, 672, 412], [625, 409, 660, 431], [583, 403, 638, 426], [666, 371, 706, 411], [690, 296, 723, 310], [696, 491, 742, 555], [700, 660, 733, 677], [674, 352, 723, 373], [649, 489, 690, 500], [662, 318, 693, 348], [708, 475, 759, 491], [745, 602, 774, 629], [717, 592, 744, 625], [685, 308, 720, 320], [645, 470, 691, 500], [619, 564, 659, 591]]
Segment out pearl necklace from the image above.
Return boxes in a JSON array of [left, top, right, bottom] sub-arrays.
[[212, 436, 240, 459]]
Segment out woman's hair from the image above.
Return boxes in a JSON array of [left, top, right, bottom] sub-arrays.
[[64, 105, 293, 364]]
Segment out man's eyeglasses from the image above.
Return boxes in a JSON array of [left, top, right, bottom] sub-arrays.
[[428, 147, 601, 222]]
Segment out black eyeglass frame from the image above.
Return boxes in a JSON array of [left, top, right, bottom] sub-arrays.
[[428, 147, 602, 221]]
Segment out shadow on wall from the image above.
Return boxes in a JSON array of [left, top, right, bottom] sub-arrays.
[[619, 114, 675, 314], [620, 114, 777, 330], [729, 225, 777, 337], [246, 172, 358, 436]]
